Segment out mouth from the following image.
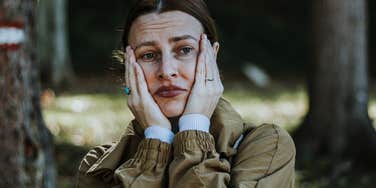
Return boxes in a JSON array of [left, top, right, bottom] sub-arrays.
[[155, 85, 187, 98]]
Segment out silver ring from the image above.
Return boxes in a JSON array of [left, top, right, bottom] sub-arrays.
[[205, 78, 215, 81]]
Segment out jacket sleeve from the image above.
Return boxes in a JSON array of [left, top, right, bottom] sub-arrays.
[[113, 139, 171, 187], [169, 130, 231, 188], [77, 126, 172, 188], [76, 144, 114, 188], [168, 124, 296, 188]]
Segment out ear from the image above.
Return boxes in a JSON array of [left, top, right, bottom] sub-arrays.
[[213, 42, 220, 61]]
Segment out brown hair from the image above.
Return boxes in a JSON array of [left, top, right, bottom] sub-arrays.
[[122, 0, 218, 47]]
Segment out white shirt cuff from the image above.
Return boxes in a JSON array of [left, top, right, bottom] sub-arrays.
[[144, 126, 174, 144], [179, 114, 210, 133]]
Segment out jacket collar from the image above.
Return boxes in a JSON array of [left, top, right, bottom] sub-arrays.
[[87, 97, 251, 175]]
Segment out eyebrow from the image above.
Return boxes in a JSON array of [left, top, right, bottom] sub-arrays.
[[134, 41, 157, 51], [134, 35, 198, 51], [169, 35, 198, 43]]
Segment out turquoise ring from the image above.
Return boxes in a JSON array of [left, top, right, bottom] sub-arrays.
[[124, 87, 131, 95]]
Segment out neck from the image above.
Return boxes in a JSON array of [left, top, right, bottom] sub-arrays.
[[168, 116, 180, 133]]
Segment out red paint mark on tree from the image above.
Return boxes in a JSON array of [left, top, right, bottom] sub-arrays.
[[0, 21, 24, 28], [0, 44, 21, 50]]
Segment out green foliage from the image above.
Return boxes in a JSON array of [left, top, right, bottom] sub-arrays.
[[68, 0, 312, 75]]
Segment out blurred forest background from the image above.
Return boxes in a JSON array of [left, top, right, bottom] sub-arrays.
[[1, 0, 376, 187]]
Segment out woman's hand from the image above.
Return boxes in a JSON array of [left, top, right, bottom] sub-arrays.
[[125, 46, 172, 130], [183, 34, 223, 118]]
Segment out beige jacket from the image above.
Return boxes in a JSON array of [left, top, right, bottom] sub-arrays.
[[77, 98, 296, 188]]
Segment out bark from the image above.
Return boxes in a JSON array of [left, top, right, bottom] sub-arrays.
[[36, 0, 74, 88], [52, 0, 74, 86], [36, 0, 50, 78], [0, 0, 56, 187], [294, 0, 376, 167]]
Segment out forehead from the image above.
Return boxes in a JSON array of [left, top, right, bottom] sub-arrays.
[[128, 11, 204, 45]]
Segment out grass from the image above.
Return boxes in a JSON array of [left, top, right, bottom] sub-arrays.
[[41, 79, 376, 187], [43, 94, 133, 146], [43, 84, 309, 147]]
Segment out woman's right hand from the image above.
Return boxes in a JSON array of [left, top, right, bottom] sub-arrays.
[[124, 46, 172, 131]]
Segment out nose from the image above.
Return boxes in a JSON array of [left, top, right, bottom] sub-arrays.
[[157, 54, 178, 80]]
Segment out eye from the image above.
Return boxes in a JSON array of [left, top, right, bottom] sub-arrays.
[[140, 52, 156, 62], [178, 46, 194, 56]]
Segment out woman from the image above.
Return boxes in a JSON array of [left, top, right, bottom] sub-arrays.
[[77, 0, 296, 187]]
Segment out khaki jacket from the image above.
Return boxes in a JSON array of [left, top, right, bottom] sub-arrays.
[[77, 98, 296, 188]]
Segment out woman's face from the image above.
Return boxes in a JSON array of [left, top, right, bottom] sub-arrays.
[[128, 11, 210, 117]]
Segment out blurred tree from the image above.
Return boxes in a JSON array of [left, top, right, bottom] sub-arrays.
[[370, 0, 376, 77], [294, 0, 376, 171], [37, 0, 74, 88], [68, 0, 128, 74], [0, 0, 55, 187]]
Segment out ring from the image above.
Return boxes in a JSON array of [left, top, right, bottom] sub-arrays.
[[205, 78, 214, 81], [124, 86, 131, 95]]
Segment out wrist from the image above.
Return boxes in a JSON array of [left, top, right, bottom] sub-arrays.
[[179, 114, 210, 132], [144, 126, 174, 144]]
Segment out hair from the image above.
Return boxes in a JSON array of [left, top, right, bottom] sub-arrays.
[[112, 0, 218, 69], [112, 0, 220, 86], [122, 0, 218, 47]]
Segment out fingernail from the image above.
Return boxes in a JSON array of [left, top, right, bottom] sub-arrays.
[[204, 34, 207, 39]]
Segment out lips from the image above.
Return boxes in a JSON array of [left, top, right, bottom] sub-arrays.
[[155, 85, 186, 98]]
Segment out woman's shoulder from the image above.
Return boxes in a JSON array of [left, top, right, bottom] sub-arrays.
[[230, 123, 296, 187], [232, 123, 296, 178], [247, 123, 294, 146], [241, 123, 296, 158]]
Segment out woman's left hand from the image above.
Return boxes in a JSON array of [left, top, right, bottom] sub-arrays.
[[183, 34, 223, 118]]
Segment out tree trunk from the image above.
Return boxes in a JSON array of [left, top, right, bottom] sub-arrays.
[[0, 0, 56, 187], [294, 0, 376, 167], [36, 0, 74, 88], [52, 0, 74, 86], [36, 0, 51, 81]]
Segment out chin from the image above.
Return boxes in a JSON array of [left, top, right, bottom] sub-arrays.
[[159, 100, 185, 118]]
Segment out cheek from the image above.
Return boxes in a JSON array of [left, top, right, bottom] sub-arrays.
[[179, 59, 197, 85], [138, 64, 157, 89]]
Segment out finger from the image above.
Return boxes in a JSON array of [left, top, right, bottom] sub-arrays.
[[195, 33, 207, 87], [204, 40, 220, 82], [134, 61, 149, 98], [128, 47, 139, 97], [209, 42, 221, 82], [211, 42, 220, 76], [204, 35, 216, 84], [204, 39, 223, 95], [125, 46, 130, 87]]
